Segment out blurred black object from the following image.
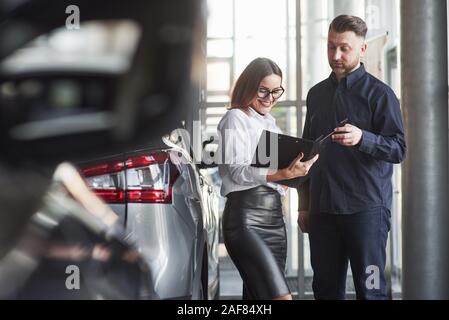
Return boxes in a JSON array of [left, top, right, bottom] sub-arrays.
[[0, 164, 49, 259], [0, 163, 156, 299], [0, 0, 204, 299], [0, 0, 204, 166]]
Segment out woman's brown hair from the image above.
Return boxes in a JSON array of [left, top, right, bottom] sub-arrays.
[[229, 57, 282, 109]]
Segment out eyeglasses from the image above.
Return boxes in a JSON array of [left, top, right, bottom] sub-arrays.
[[257, 86, 285, 100]]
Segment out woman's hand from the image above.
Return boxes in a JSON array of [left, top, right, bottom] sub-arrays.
[[283, 153, 319, 180], [266, 153, 319, 183]]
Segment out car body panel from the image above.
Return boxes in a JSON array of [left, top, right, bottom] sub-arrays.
[[125, 203, 195, 299], [80, 145, 220, 300]]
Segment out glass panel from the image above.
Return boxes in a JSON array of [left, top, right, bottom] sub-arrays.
[[391, 164, 402, 297], [287, 0, 297, 100], [206, 0, 300, 298], [299, 0, 402, 298], [207, 62, 231, 92], [207, 39, 233, 58], [207, 0, 234, 38], [207, 95, 230, 103], [203, 107, 228, 146], [271, 106, 296, 135], [300, 0, 331, 100], [271, 106, 297, 278], [205, 106, 228, 116], [287, 38, 297, 100], [234, 39, 287, 80], [233, 0, 288, 89], [234, 0, 287, 41]]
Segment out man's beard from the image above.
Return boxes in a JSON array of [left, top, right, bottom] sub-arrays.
[[331, 59, 360, 76]]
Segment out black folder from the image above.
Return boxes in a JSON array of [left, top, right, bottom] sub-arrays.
[[251, 119, 348, 187]]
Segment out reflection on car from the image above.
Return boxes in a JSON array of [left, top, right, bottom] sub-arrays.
[[79, 140, 220, 299]]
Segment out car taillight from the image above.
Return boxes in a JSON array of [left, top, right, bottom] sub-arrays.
[[125, 153, 179, 204], [82, 161, 125, 204], [81, 152, 179, 204]]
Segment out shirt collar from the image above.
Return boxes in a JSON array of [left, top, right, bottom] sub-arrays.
[[247, 106, 275, 122], [330, 62, 366, 89]]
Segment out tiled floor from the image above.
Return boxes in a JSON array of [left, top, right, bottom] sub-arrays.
[[218, 243, 243, 299], [217, 243, 393, 300], [218, 243, 302, 299]]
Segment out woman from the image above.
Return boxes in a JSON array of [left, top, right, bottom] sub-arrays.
[[217, 57, 318, 300]]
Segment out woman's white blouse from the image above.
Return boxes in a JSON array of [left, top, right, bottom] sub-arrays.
[[217, 107, 285, 197]]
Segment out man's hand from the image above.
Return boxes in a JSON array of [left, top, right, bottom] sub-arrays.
[[332, 124, 362, 146], [297, 210, 310, 233]]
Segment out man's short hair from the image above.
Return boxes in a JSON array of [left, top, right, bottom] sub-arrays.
[[329, 15, 368, 39]]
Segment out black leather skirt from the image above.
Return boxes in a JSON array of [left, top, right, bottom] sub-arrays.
[[222, 185, 290, 299]]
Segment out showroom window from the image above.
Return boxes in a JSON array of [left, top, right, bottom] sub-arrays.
[[206, 0, 402, 299]]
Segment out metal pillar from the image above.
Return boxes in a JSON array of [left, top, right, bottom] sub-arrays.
[[401, 0, 449, 299]]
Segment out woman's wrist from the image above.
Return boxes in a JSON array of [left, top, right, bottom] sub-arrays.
[[279, 168, 290, 180], [267, 168, 289, 182]]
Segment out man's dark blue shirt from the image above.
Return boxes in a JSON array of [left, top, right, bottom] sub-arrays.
[[301, 63, 406, 214]]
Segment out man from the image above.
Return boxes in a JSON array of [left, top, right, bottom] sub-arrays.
[[297, 15, 406, 300]]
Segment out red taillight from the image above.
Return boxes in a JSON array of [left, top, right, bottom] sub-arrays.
[[82, 161, 125, 177], [82, 151, 178, 204], [92, 189, 125, 203], [125, 153, 178, 204], [125, 153, 169, 169], [127, 190, 171, 203]]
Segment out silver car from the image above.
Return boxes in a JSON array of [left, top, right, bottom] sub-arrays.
[[80, 142, 220, 299], [0, 0, 216, 300]]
